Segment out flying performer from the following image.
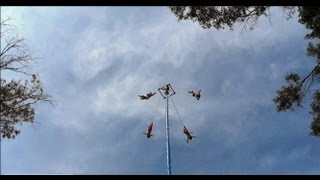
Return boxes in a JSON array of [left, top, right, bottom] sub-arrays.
[[183, 126, 196, 143], [188, 90, 201, 100], [143, 122, 154, 138], [138, 92, 156, 100]]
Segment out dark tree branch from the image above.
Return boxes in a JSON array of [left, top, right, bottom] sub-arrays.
[[0, 17, 53, 139]]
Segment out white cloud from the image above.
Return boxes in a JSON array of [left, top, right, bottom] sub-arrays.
[[3, 6, 319, 175]]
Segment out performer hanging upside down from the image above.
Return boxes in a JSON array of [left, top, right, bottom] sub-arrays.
[[143, 122, 154, 138], [138, 92, 156, 100], [188, 90, 201, 100], [183, 126, 196, 143]]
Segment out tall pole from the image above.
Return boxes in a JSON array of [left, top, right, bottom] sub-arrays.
[[0, 5, 2, 176], [165, 94, 171, 175], [159, 84, 175, 175]]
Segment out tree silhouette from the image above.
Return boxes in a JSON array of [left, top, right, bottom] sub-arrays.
[[0, 18, 54, 139], [170, 6, 320, 136]]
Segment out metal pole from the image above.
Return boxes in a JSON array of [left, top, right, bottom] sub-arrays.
[[0, 5, 2, 175], [165, 94, 171, 175]]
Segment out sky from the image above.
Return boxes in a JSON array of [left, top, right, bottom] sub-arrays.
[[1, 7, 320, 175]]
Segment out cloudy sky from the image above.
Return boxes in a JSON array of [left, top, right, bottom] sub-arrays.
[[1, 7, 320, 175]]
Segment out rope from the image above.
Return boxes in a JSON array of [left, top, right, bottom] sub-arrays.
[[169, 96, 185, 127], [174, 86, 198, 93], [151, 94, 161, 123], [172, 87, 189, 95]]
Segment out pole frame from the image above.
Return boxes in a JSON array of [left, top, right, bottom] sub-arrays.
[[158, 83, 176, 175]]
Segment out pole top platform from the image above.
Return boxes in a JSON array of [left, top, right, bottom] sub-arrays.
[[158, 83, 176, 99]]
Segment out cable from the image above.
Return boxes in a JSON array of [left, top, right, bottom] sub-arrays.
[[169, 96, 185, 127], [151, 94, 161, 123]]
